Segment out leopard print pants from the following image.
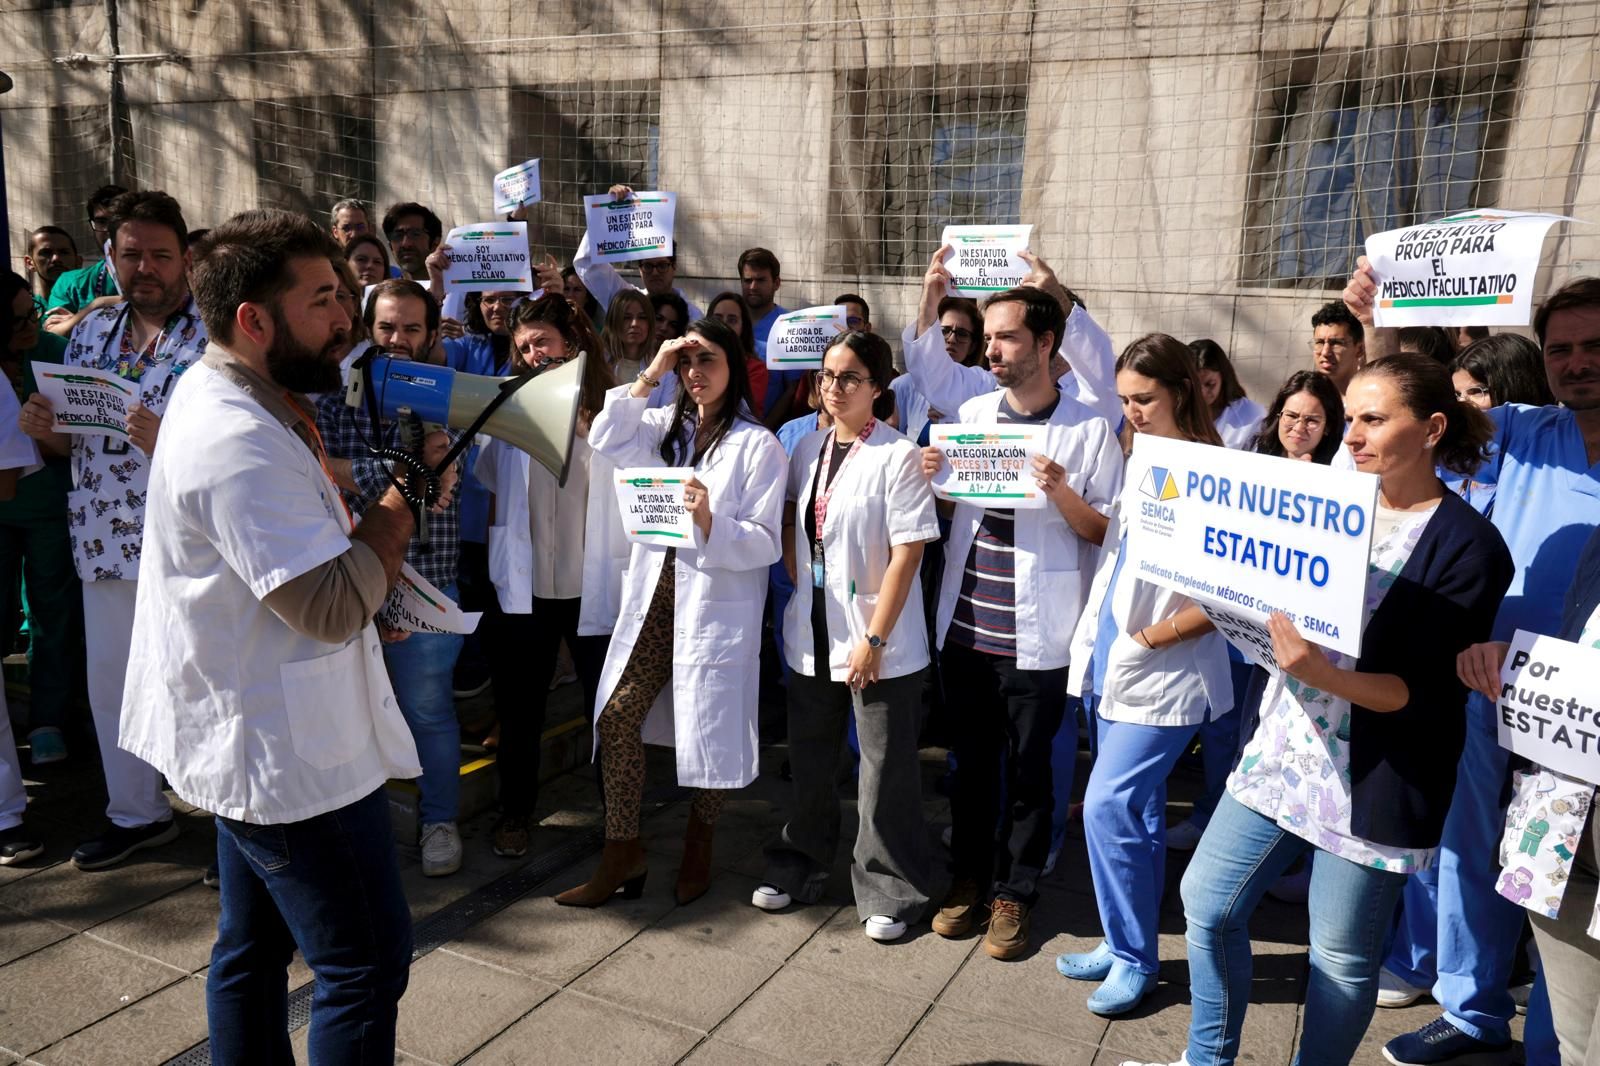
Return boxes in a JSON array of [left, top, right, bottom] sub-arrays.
[[599, 550, 727, 840]]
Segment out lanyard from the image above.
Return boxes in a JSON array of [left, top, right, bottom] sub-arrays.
[[812, 419, 875, 558], [284, 393, 355, 530]]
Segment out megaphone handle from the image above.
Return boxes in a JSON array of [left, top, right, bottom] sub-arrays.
[[396, 409, 432, 554]]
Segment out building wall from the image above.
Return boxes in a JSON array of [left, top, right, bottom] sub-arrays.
[[3, 0, 1597, 399]]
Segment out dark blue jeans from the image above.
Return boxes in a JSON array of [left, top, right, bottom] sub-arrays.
[[207, 788, 412, 1065]]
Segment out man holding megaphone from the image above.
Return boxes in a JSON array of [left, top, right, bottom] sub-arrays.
[[118, 211, 424, 1062], [315, 278, 468, 878]]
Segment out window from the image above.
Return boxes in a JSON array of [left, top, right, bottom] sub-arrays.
[[507, 82, 661, 258], [1242, 41, 1523, 288], [253, 95, 376, 218], [828, 64, 1028, 276]]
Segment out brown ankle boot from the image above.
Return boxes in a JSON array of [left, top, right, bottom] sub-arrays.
[[674, 813, 716, 905], [555, 838, 647, 907]]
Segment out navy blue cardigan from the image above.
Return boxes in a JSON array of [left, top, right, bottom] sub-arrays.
[[1349, 490, 1513, 850]]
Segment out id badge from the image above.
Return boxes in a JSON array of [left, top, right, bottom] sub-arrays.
[[811, 558, 825, 588]]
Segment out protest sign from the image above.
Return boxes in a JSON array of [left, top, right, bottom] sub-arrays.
[[493, 158, 542, 214], [441, 222, 533, 293], [615, 468, 696, 547], [1120, 435, 1377, 657], [583, 192, 676, 264], [928, 423, 1048, 510], [378, 563, 481, 635], [940, 225, 1033, 297], [34, 365, 135, 443], [766, 306, 850, 370], [1496, 631, 1600, 786], [1364, 209, 1578, 328]]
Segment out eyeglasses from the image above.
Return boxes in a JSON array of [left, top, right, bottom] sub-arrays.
[[88, 215, 111, 232], [1308, 339, 1351, 352], [846, 316, 865, 330], [941, 325, 974, 342], [1456, 386, 1492, 402], [1279, 411, 1325, 431], [387, 227, 429, 242], [479, 295, 518, 307], [817, 370, 873, 394]]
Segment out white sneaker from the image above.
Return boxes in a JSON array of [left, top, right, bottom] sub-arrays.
[[751, 884, 790, 910], [1165, 819, 1204, 851], [1376, 968, 1428, 1009], [420, 821, 462, 877], [1116, 1059, 1189, 1066], [864, 915, 906, 942]]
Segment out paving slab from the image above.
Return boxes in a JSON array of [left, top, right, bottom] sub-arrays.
[[711, 963, 930, 1065], [0, 935, 185, 1055], [30, 973, 208, 1066], [889, 1002, 1101, 1066], [938, 939, 1112, 1049], [0, 858, 200, 931], [465, 990, 700, 1066], [0, 903, 73, 968], [446, 869, 675, 985], [86, 882, 220, 973], [569, 926, 780, 1032], [788, 907, 974, 1001], [678, 1036, 808, 1065], [394, 949, 558, 1065], [647, 876, 840, 962]]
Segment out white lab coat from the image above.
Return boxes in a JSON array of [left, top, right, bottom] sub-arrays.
[[782, 425, 941, 682], [474, 434, 630, 634], [932, 389, 1125, 671], [119, 361, 421, 825], [1215, 396, 1267, 451], [1067, 499, 1234, 726], [587, 385, 787, 789], [900, 302, 1122, 429]]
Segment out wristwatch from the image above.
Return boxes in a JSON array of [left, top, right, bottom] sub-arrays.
[[866, 633, 885, 649]]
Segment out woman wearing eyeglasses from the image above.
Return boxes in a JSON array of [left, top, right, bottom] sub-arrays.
[[754, 331, 943, 942], [1254, 371, 1346, 466], [892, 296, 985, 447], [1443, 335, 1552, 516]]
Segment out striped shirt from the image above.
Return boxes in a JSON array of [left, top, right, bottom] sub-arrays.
[[947, 394, 1058, 657]]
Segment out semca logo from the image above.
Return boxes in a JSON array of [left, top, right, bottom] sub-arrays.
[[1139, 466, 1181, 502]]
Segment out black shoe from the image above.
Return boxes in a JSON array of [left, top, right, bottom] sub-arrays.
[[71, 820, 179, 871], [202, 863, 220, 888], [0, 824, 44, 865]]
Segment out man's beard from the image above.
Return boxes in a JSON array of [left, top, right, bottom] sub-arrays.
[[266, 306, 344, 394], [127, 275, 187, 321]]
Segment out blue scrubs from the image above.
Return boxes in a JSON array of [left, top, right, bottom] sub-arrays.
[[1384, 404, 1600, 1043]]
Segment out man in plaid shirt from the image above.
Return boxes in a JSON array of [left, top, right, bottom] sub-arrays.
[[317, 278, 465, 877]]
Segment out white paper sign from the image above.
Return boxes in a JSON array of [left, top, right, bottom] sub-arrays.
[[1496, 630, 1600, 786], [583, 192, 676, 264], [615, 468, 696, 547], [929, 423, 1048, 510], [1365, 209, 1578, 328], [1120, 435, 1377, 657], [493, 158, 542, 214], [34, 365, 134, 443], [1200, 602, 1279, 675], [940, 224, 1033, 297], [766, 306, 850, 370], [441, 222, 533, 293], [379, 562, 482, 635]]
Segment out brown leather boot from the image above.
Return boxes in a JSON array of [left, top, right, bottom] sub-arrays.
[[674, 812, 716, 905], [554, 838, 647, 907]]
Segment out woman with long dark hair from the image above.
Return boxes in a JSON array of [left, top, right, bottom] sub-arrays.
[[1059, 334, 1232, 1016], [343, 234, 391, 289], [1121, 355, 1513, 1066], [475, 295, 622, 859], [560, 316, 786, 907], [1190, 339, 1264, 450], [706, 291, 769, 417], [1252, 370, 1347, 466]]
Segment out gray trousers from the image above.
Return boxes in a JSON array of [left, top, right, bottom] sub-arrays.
[[763, 668, 945, 923], [1531, 865, 1600, 1065]]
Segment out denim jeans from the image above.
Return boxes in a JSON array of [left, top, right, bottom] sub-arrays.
[[383, 594, 465, 826], [208, 788, 412, 1065], [1180, 792, 1407, 1066]]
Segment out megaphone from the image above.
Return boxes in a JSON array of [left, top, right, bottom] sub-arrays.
[[344, 351, 586, 487]]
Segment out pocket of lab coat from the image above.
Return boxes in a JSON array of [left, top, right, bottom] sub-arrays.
[[279, 638, 375, 770], [1103, 632, 1168, 708], [682, 600, 746, 665], [844, 592, 879, 644]]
